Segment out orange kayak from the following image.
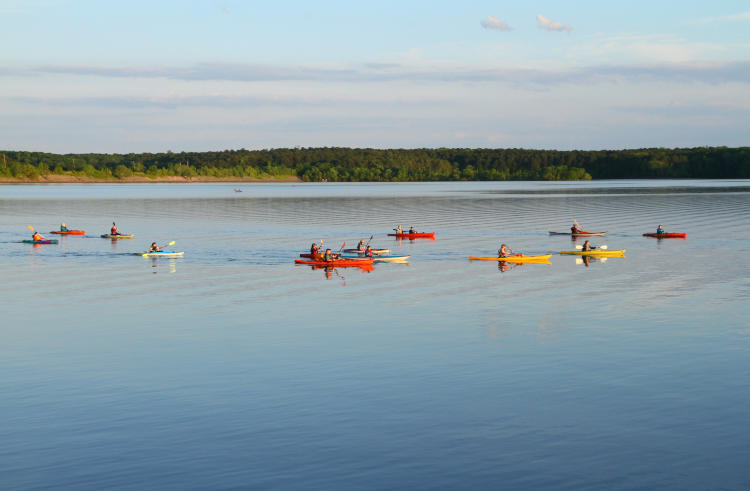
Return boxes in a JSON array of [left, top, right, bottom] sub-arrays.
[[50, 230, 85, 235]]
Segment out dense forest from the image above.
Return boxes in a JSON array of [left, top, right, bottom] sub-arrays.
[[1, 146, 749, 181]]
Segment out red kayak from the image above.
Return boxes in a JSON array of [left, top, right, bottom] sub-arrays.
[[387, 232, 435, 239], [295, 258, 374, 267], [299, 253, 369, 260], [643, 232, 686, 239], [50, 230, 85, 235]]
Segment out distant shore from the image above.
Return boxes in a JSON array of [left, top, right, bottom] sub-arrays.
[[0, 174, 303, 184]]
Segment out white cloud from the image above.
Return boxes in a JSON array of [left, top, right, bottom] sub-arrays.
[[537, 14, 572, 33], [480, 16, 512, 31]]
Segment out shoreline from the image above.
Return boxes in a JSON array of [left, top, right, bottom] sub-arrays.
[[0, 174, 303, 184]]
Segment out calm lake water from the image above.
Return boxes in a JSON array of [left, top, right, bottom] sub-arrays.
[[1, 180, 749, 489]]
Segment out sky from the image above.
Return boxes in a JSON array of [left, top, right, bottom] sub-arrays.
[[1, 0, 749, 153]]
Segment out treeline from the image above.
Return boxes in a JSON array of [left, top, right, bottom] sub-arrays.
[[1, 146, 749, 181]]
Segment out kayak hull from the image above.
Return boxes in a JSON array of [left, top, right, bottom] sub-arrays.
[[342, 248, 390, 255], [142, 251, 184, 257], [643, 233, 686, 239], [22, 239, 58, 244], [340, 254, 410, 262], [295, 259, 374, 267], [469, 255, 552, 263], [549, 231, 607, 236], [388, 232, 435, 239], [50, 230, 85, 235], [101, 234, 134, 239], [560, 250, 626, 256]]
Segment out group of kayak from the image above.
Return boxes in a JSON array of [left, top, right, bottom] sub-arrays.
[[23, 222, 184, 257], [296, 237, 413, 267], [469, 221, 686, 264]]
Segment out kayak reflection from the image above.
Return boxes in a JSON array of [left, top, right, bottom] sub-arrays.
[[148, 257, 178, 274]]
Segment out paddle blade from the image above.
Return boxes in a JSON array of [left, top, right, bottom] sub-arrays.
[[600, 245, 608, 249], [575, 245, 583, 249], [168, 241, 175, 246], [28, 225, 35, 231]]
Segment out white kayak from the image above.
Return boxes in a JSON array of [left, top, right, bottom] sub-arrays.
[[141, 251, 184, 258]]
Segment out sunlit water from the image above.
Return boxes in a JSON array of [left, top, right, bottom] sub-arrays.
[[1, 181, 749, 489]]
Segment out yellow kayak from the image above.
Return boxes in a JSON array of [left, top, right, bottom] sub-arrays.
[[469, 255, 552, 263], [560, 249, 626, 257]]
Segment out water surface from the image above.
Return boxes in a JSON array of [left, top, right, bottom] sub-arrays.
[[1, 181, 749, 489]]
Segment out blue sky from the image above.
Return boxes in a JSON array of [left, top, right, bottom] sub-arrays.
[[2, 0, 749, 152]]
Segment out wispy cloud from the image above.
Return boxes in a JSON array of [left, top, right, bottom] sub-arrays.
[[480, 16, 512, 31], [537, 14, 572, 33], [698, 10, 750, 24]]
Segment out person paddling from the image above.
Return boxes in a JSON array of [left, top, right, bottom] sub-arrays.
[[498, 243, 522, 258], [364, 245, 373, 257], [656, 224, 665, 234], [409, 226, 415, 234], [310, 242, 320, 255], [571, 220, 581, 234], [60, 222, 69, 232], [581, 240, 597, 252], [357, 239, 366, 251], [32, 231, 45, 242], [323, 248, 335, 262], [395, 225, 403, 234], [149, 242, 161, 252], [111, 222, 120, 235]]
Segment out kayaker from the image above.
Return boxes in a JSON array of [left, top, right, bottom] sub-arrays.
[[149, 242, 161, 252], [656, 225, 665, 234], [498, 244, 512, 258], [60, 222, 69, 232], [310, 243, 320, 255], [395, 225, 403, 234], [32, 231, 44, 241], [364, 245, 373, 257], [323, 248, 335, 262], [111, 222, 120, 235], [357, 239, 366, 251], [581, 240, 597, 252], [409, 226, 415, 234], [571, 221, 581, 234]]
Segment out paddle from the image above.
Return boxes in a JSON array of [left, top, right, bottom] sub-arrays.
[[365, 235, 374, 246], [575, 244, 608, 250]]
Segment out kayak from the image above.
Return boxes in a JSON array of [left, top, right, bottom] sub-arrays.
[[295, 258, 374, 267], [22, 239, 58, 244], [50, 230, 85, 235], [340, 254, 410, 262], [549, 231, 607, 236], [643, 233, 686, 239], [388, 232, 435, 239], [141, 251, 184, 258], [560, 249, 626, 257], [469, 255, 552, 263], [299, 253, 370, 260], [342, 248, 390, 255], [101, 234, 134, 239]]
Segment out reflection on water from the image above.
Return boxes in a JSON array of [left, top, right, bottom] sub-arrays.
[[1, 181, 750, 489]]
